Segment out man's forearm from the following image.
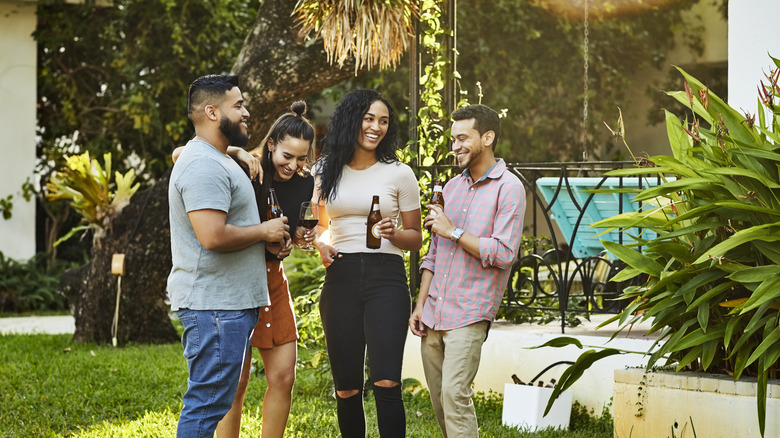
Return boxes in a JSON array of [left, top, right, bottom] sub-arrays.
[[199, 223, 266, 252]]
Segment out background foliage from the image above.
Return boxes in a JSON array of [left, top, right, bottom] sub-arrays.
[[33, 0, 258, 258], [31, 0, 722, 265], [359, 0, 708, 164], [35, 0, 258, 183], [0, 252, 71, 313]]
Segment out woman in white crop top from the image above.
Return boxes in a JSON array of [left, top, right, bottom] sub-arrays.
[[312, 89, 422, 437]]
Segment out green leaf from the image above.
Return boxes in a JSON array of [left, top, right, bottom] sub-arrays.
[[667, 90, 714, 124], [665, 326, 725, 354], [730, 146, 780, 165], [693, 223, 780, 264], [602, 240, 663, 277], [651, 155, 703, 179], [677, 270, 727, 306], [737, 274, 780, 314], [743, 326, 780, 369], [701, 339, 718, 370], [686, 281, 735, 312], [527, 336, 583, 350], [53, 224, 90, 247], [696, 301, 710, 332], [543, 349, 623, 416], [609, 266, 644, 283], [730, 313, 774, 375], [676, 345, 703, 371], [757, 366, 767, 437], [703, 167, 780, 189], [760, 342, 780, 374], [753, 241, 780, 264], [592, 209, 668, 231], [645, 242, 694, 264], [648, 319, 697, 364], [727, 265, 780, 283], [603, 166, 677, 177]]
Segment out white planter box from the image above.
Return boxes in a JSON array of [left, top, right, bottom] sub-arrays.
[[501, 383, 573, 430], [614, 368, 780, 438]]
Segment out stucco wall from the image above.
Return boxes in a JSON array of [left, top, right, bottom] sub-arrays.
[[0, 2, 37, 261], [729, 0, 780, 112]]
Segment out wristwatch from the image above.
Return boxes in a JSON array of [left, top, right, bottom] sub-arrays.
[[450, 227, 464, 243]]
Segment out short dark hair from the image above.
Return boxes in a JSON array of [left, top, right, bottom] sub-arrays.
[[187, 74, 240, 118], [452, 104, 501, 148]]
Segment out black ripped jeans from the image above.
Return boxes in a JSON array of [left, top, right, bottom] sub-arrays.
[[320, 252, 411, 438]]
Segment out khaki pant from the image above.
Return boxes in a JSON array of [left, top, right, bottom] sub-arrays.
[[421, 321, 489, 438]]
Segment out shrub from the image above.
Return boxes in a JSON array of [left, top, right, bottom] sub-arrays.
[[0, 252, 72, 313], [544, 58, 780, 437]]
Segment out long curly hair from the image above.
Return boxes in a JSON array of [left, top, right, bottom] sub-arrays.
[[317, 89, 400, 202], [249, 100, 315, 219]]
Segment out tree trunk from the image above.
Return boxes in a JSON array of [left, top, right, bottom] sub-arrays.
[[60, 170, 178, 345], [59, 0, 359, 344], [232, 0, 357, 150]]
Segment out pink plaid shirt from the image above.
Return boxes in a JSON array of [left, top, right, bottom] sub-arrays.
[[420, 159, 526, 330]]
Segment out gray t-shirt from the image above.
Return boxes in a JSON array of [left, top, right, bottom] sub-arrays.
[[167, 140, 269, 311]]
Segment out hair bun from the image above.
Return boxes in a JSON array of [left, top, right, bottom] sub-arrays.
[[291, 100, 307, 117]]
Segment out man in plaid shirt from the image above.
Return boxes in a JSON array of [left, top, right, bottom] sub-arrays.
[[410, 104, 526, 437]]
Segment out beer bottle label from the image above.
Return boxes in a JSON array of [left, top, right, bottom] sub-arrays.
[[371, 223, 380, 239]]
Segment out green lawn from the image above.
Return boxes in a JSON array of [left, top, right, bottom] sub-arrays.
[[0, 333, 612, 437]]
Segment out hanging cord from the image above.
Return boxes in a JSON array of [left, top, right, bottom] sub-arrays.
[[581, 0, 590, 162]]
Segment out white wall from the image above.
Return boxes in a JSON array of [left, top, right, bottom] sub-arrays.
[[0, 2, 37, 261], [728, 0, 780, 113], [403, 318, 660, 414]]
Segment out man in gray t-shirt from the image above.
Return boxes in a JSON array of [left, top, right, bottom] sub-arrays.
[[168, 74, 289, 437], [168, 140, 268, 310]]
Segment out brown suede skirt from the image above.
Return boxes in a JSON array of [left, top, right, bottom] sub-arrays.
[[250, 260, 298, 349]]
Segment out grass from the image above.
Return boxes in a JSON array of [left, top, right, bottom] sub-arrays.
[[1, 333, 612, 437]]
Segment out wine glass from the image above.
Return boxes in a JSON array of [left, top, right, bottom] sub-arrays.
[[298, 201, 319, 251]]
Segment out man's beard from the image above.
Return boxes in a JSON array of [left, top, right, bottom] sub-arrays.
[[219, 116, 249, 148], [457, 147, 480, 169]]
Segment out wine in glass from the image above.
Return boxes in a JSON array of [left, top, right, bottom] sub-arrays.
[[298, 201, 319, 251]]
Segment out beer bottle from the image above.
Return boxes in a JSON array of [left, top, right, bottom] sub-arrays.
[[366, 195, 382, 249], [267, 188, 284, 219], [511, 374, 525, 385], [426, 179, 445, 230], [430, 179, 445, 209]]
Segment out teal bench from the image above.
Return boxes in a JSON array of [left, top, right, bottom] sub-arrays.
[[535, 176, 666, 258]]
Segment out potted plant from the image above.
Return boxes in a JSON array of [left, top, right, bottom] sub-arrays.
[[540, 58, 780, 437]]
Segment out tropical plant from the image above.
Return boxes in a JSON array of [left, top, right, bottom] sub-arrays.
[[45, 152, 140, 247], [539, 58, 780, 437]]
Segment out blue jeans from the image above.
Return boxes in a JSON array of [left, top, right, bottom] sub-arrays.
[[176, 308, 259, 438]]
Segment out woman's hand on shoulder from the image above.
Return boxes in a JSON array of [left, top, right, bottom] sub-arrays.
[[228, 146, 262, 181]]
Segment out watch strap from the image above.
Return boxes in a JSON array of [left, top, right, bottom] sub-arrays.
[[450, 227, 464, 243]]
